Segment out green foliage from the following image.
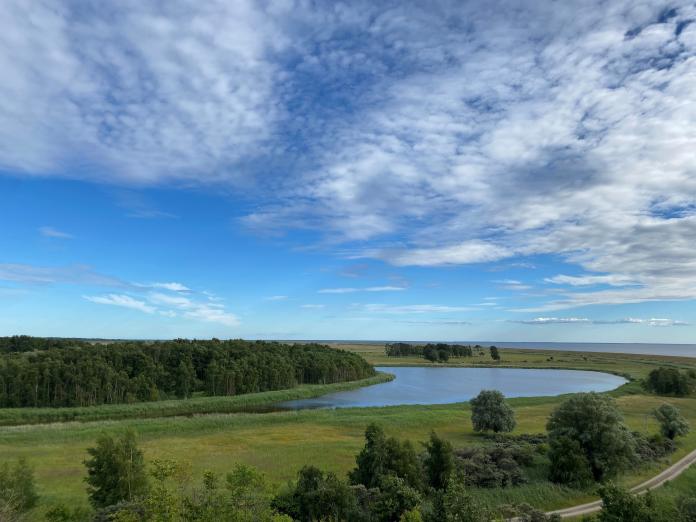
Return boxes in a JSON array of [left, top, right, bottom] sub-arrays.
[[547, 435, 592, 487], [84, 430, 149, 508], [350, 423, 422, 491], [500, 503, 561, 521], [0, 458, 38, 515], [0, 335, 88, 353], [490, 346, 500, 361], [45, 504, 92, 522], [654, 403, 690, 439], [597, 483, 677, 522], [0, 339, 375, 408], [469, 390, 516, 433], [385, 343, 473, 361], [372, 474, 422, 522], [400, 508, 423, 522], [547, 393, 636, 482], [273, 465, 358, 522], [645, 367, 694, 396], [454, 445, 528, 488], [422, 431, 454, 490], [631, 431, 676, 462], [440, 477, 490, 522], [105, 459, 286, 522], [678, 497, 696, 521]]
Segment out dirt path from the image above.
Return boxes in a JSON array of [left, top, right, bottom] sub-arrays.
[[545, 448, 696, 519]]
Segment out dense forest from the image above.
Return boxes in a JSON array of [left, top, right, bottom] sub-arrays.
[[0, 335, 90, 353], [0, 338, 375, 408]]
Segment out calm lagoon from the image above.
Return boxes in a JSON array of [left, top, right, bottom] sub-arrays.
[[280, 366, 627, 409]]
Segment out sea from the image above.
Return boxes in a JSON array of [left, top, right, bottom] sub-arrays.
[[318, 340, 696, 358]]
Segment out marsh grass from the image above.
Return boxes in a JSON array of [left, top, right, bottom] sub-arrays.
[[4, 346, 696, 517]]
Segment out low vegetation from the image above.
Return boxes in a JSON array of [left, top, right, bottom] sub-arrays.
[[3, 340, 696, 520]]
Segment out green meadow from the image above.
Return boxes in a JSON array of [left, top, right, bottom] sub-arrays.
[[2, 345, 696, 517]]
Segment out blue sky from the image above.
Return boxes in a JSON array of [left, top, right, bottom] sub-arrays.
[[1, 0, 696, 342]]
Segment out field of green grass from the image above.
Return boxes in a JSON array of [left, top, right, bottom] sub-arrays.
[[2, 344, 696, 518]]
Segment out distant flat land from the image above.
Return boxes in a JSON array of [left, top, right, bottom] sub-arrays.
[[2, 345, 696, 518]]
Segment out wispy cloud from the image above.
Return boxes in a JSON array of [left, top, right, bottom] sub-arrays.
[[494, 279, 532, 291], [301, 304, 325, 309], [84, 294, 156, 314], [318, 286, 405, 294], [545, 274, 639, 287], [39, 226, 73, 239], [513, 317, 689, 327], [264, 295, 288, 301], [361, 303, 474, 314], [147, 282, 190, 292], [83, 290, 240, 326], [0, 263, 125, 287]]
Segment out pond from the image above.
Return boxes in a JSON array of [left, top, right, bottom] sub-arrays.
[[279, 366, 627, 410]]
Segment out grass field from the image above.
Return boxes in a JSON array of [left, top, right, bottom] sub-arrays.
[[2, 344, 696, 518]]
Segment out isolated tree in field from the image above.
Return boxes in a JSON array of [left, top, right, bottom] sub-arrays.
[[84, 430, 148, 508], [470, 390, 516, 433], [654, 404, 690, 440], [547, 393, 635, 482], [489, 346, 500, 361], [0, 458, 39, 515], [422, 431, 454, 490]]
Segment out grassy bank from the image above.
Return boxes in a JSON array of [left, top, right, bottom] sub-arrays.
[[2, 346, 696, 517], [0, 372, 393, 426]]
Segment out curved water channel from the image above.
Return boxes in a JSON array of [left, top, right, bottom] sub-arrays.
[[280, 366, 627, 410]]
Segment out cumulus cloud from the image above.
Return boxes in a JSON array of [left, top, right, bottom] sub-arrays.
[[0, 0, 286, 181], [3, 1, 696, 312]]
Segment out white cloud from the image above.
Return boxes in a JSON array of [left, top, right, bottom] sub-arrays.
[[264, 295, 288, 301], [148, 282, 190, 292], [515, 316, 689, 326], [0, 263, 125, 286], [39, 226, 73, 239], [318, 286, 405, 294], [148, 291, 239, 326], [301, 304, 325, 309], [362, 303, 474, 314], [0, 0, 288, 181], [84, 294, 156, 314], [375, 241, 512, 267], [515, 317, 591, 325], [3, 1, 696, 313], [493, 279, 533, 291]]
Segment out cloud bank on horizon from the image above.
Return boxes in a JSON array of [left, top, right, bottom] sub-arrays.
[[0, 0, 695, 340]]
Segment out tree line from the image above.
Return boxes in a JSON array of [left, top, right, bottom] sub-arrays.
[[385, 343, 475, 362], [0, 339, 375, 408], [644, 366, 696, 396], [385, 343, 502, 363], [0, 335, 89, 354]]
